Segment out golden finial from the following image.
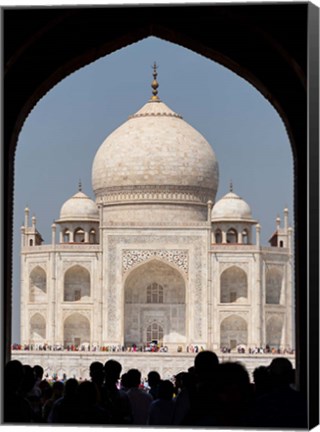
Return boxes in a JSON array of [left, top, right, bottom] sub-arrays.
[[78, 179, 82, 192], [150, 62, 160, 101], [229, 180, 233, 192]]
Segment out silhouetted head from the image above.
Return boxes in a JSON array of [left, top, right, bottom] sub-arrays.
[[120, 372, 130, 389], [39, 379, 51, 393], [174, 372, 185, 390], [104, 359, 122, 384], [216, 362, 251, 404], [194, 350, 219, 382], [253, 365, 269, 381], [253, 365, 272, 395], [158, 380, 174, 400], [64, 378, 79, 399], [20, 364, 36, 394], [214, 362, 252, 426], [147, 371, 161, 388], [268, 357, 294, 387], [127, 368, 141, 388], [33, 365, 44, 381], [90, 361, 104, 385], [51, 380, 65, 399], [4, 360, 24, 392], [218, 362, 250, 387]]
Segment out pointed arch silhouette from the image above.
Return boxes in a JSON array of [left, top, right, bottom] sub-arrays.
[[4, 5, 318, 400]]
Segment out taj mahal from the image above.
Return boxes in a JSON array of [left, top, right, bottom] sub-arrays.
[[14, 65, 294, 379]]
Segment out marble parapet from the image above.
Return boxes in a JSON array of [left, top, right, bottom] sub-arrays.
[[11, 350, 295, 382]]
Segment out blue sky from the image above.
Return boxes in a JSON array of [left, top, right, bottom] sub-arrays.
[[13, 36, 294, 342]]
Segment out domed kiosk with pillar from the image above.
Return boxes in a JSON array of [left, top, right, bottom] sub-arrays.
[[16, 65, 294, 379]]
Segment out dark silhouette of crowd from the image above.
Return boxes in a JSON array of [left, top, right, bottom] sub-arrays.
[[3, 352, 307, 427]]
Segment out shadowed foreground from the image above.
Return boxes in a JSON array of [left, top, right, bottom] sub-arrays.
[[3, 351, 307, 428]]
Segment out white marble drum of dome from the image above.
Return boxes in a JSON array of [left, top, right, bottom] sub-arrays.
[[92, 63, 219, 224]]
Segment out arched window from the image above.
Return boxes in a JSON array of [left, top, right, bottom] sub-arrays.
[[64, 313, 90, 348], [63, 229, 70, 243], [89, 228, 96, 243], [220, 266, 248, 303], [266, 268, 283, 304], [29, 239, 33, 246], [227, 228, 238, 243], [266, 316, 283, 348], [29, 266, 47, 302], [74, 228, 85, 242], [30, 313, 46, 341], [220, 315, 248, 350], [242, 229, 249, 244], [64, 265, 90, 301], [215, 229, 222, 244], [146, 322, 164, 343], [147, 282, 164, 303]]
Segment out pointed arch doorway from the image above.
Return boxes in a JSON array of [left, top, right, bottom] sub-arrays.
[[124, 259, 186, 350]]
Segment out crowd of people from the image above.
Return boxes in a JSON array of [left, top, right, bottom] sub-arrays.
[[4, 351, 307, 427], [220, 345, 295, 355], [11, 342, 295, 355], [11, 342, 178, 352]]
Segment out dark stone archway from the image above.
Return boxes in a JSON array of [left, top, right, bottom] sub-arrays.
[[3, 4, 319, 422]]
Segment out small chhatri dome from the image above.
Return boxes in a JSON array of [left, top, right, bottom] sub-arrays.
[[211, 187, 254, 221], [58, 187, 99, 222], [92, 65, 219, 210]]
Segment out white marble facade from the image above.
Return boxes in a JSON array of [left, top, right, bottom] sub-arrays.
[[20, 70, 294, 353]]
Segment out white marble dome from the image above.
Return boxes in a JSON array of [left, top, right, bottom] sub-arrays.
[[92, 98, 219, 206], [211, 190, 254, 221], [58, 190, 99, 221]]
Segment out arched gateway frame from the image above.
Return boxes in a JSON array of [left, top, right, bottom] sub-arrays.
[[4, 6, 317, 409]]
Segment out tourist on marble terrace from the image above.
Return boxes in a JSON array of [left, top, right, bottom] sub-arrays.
[[3, 353, 307, 427]]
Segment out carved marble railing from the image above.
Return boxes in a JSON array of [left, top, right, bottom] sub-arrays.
[[22, 244, 100, 253], [210, 244, 290, 253]]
